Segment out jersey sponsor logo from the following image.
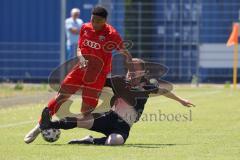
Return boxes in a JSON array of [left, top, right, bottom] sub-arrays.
[[83, 39, 101, 49]]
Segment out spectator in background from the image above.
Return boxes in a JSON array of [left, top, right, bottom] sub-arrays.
[[65, 8, 83, 60]]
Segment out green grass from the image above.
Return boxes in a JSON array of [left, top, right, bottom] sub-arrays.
[[0, 86, 239, 160], [0, 83, 49, 98]]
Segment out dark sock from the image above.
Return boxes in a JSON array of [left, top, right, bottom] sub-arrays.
[[51, 117, 77, 130], [93, 137, 107, 145]]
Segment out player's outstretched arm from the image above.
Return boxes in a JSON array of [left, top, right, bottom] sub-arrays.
[[162, 91, 195, 108]]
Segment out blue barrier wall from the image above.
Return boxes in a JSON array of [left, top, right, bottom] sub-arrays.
[[0, 0, 239, 82], [0, 0, 97, 82], [152, 0, 240, 82]]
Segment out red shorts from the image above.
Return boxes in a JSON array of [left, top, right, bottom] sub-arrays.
[[60, 65, 107, 109]]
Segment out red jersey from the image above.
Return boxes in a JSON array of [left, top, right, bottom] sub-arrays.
[[78, 22, 123, 74]]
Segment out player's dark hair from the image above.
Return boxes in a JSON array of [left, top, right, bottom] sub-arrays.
[[92, 6, 108, 19], [132, 58, 147, 83], [132, 58, 146, 71]]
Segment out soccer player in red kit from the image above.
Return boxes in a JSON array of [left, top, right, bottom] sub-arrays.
[[24, 6, 134, 144]]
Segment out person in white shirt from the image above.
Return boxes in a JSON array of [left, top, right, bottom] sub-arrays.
[[65, 8, 83, 60]]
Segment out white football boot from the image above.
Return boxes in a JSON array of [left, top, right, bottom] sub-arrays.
[[24, 124, 41, 144]]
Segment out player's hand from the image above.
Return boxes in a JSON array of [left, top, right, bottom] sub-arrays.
[[180, 99, 195, 107], [78, 55, 88, 68], [79, 59, 88, 68]]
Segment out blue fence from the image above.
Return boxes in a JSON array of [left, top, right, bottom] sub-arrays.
[[0, 0, 240, 83], [0, 0, 97, 81]]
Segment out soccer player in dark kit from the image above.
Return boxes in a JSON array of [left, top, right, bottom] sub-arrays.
[[24, 6, 134, 144], [40, 58, 195, 145]]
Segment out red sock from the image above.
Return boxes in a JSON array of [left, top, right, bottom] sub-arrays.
[[47, 97, 67, 116]]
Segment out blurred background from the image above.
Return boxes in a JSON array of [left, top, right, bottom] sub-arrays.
[[0, 0, 240, 84]]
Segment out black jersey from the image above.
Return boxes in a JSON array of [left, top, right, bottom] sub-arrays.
[[104, 76, 160, 122]]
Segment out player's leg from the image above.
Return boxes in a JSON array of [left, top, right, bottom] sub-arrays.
[[105, 111, 130, 145], [78, 54, 106, 115], [24, 92, 76, 143], [47, 67, 83, 116], [49, 114, 94, 130], [24, 67, 83, 144], [90, 122, 129, 145], [47, 112, 109, 132], [24, 69, 105, 144], [48, 61, 106, 116], [68, 134, 125, 145], [68, 112, 129, 145], [37, 105, 96, 131], [81, 87, 102, 115], [67, 112, 112, 144], [81, 73, 107, 115], [24, 107, 56, 144]]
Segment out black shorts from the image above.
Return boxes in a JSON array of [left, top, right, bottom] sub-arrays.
[[89, 111, 131, 142]]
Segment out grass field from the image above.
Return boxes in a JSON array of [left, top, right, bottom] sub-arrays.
[[0, 83, 49, 98], [0, 85, 239, 160]]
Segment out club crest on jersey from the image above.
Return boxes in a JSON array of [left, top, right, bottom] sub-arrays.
[[99, 35, 105, 41]]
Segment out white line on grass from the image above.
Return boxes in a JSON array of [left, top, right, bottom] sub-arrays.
[[0, 120, 35, 129]]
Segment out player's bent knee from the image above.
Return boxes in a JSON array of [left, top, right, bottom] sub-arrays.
[[105, 134, 125, 145]]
